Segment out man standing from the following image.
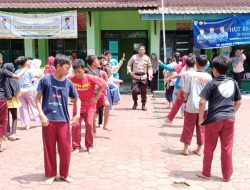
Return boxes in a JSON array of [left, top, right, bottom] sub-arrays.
[[36, 54, 81, 185], [127, 45, 153, 111], [70, 59, 107, 154], [180, 55, 212, 156], [198, 55, 241, 182]]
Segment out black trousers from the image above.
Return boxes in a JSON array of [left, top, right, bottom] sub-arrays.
[[165, 85, 174, 103], [98, 106, 104, 125], [131, 79, 147, 105], [233, 71, 244, 89], [151, 71, 158, 92], [7, 108, 18, 135]]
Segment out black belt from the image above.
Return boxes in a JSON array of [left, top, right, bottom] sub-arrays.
[[135, 72, 146, 76]]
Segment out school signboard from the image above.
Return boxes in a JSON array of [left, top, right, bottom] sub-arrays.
[[0, 10, 77, 39], [193, 16, 250, 49]]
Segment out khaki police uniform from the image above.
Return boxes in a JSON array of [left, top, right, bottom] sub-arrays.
[[127, 54, 153, 106]]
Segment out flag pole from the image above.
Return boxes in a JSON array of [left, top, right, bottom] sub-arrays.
[[161, 0, 167, 63], [158, 0, 166, 91]]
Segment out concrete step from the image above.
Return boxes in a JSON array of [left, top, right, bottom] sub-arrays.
[[153, 90, 165, 98]]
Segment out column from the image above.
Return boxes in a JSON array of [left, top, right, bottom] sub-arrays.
[[149, 20, 160, 58], [149, 20, 161, 90], [24, 39, 35, 58], [87, 12, 101, 55], [38, 39, 49, 66]]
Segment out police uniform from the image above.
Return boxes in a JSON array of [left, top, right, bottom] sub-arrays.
[[127, 54, 153, 110], [206, 33, 218, 43], [197, 34, 207, 44], [217, 32, 228, 42]]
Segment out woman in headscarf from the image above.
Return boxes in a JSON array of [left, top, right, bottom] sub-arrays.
[[44, 56, 56, 75], [30, 59, 43, 94], [15, 56, 45, 130], [3, 63, 26, 141], [150, 53, 159, 92]]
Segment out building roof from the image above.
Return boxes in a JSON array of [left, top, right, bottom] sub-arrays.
[[139, 0, 250, 14], [0, 0, 159, 9]]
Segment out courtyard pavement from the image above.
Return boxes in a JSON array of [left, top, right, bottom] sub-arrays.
[[0, 93, 250, 190]]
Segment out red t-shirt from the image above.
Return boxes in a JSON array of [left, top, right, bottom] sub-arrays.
[[70, 74, 103, 113]]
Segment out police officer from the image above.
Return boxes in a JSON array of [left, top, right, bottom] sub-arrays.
[[127, 45, 153, 111]]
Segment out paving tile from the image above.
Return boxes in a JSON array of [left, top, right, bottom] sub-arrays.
[[0, 94, 250, 190]]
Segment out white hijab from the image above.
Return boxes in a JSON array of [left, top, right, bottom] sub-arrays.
[[30, 59, 42, 92]]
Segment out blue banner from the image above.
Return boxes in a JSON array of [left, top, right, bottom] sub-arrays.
[[193, 16, 250, 49]]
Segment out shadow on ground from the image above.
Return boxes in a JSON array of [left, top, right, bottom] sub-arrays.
[[12, 173, 44, 183], [159, 132, 180, 138]]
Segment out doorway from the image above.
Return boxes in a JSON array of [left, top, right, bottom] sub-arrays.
[[101, 30, 148, 83]]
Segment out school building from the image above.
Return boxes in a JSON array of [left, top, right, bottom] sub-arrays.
[[0, 0, 250, 90]]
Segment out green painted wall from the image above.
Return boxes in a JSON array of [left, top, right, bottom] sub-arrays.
[[161, 20, 193, 30], [87, 12, 102, 55], [149, 20, 160, 58], [87, 12, 96, 55], [24, 39, 35, 58], [87, 10, 154, 83], [94, 12, 101, 55], [99, 11, 149, 30], [38, 39, 49, 66], [87, 10, 151, 56]]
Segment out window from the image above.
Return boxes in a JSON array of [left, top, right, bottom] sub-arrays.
[[48, 31, 87, 60], [159, 30, 193, 79], [0, 39, 24, 63], [160, 30, 193, 60]]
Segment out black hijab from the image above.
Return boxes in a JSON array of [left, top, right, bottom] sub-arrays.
[[3, 63, 20, 100]]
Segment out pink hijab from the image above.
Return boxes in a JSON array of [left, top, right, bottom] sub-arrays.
[[181, 55, 188, 67], [44, 56, 56, 74]]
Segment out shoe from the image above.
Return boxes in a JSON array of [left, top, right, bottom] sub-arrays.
[[132, 104, 137, 110], [95, 118, 99, 127], [25, 125, 30, 130], [142, 105, 147, 111], [88, 148, 95, 154], [7, 135, 17, 141], [14, 135, 20, 140], [72, 148, 80, 154]]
